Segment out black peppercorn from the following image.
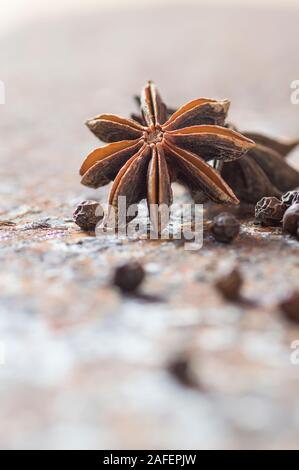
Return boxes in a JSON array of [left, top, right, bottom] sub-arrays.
[[255, 196, 287, 226], [279, 292, 299, 323], [281, 190, 299, 207], [73, 200, 103, 231], [211, 212, 240, 243], [215, 267, 243, 301], [167, 354, 197, 388], [113, 261, 145, 293], [282, 203, 299, 235]]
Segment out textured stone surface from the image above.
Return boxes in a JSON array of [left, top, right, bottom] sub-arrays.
[[0, 5, 299, 450]]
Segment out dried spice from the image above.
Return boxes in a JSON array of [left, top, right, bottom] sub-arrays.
[[167, 354, 197, 388], [73, 200, 103, 231], [255, 197, 287, 226], [112, 261, 145, 293], [279, 291, 299, 323], [281, 190, 299, 207], [132, 98, 299, 206], [131, 95, 176, 126], [215, 267, 243, 300], [221, 130, 299, 204], [242, 132, 299, 158], [282, 203, 299, 235], [80, 82, 254, 230], [211, 212, 240, 243]]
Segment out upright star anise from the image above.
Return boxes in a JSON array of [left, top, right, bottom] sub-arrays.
[[80, 82, 254, 227]]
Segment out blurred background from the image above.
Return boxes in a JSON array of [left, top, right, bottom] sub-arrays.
[[1, 0, 299, 451], [2, 0, 299, 31]]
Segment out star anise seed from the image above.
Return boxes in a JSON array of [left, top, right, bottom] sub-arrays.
[[80, 82, 254, 229]]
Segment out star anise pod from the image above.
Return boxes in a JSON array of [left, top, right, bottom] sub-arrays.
[[220, 128, 299, 204], [80, 82, 254, 228], [133, 96, 299, 206], [130, 95, 176, 126]]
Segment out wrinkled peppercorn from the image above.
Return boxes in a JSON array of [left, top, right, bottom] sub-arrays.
[[279, 291, 299, 323], [73, 200, 103, 231], [113, 261, 145, 293], [281, 190, 299, 207], [255, 197, 287, 226], [211, 212, 240, 243], [282, 203, 299, 235], [215, 267, 243, 301]]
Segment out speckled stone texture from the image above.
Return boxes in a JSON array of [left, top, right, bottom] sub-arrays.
[[0, 5, 299, 450]]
